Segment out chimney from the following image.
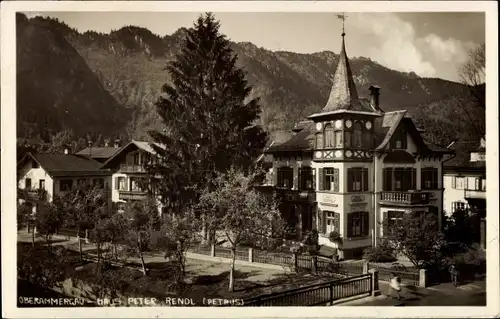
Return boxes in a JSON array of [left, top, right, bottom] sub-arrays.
[[369, 85, 381, 111], [114, 139, 121, 148], [105, 141, 109, 147]]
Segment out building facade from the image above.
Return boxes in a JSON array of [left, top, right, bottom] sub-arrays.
[[443, 138, 486, 248], [265, 31, 452, 259]]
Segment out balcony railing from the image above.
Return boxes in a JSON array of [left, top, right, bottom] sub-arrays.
[[118, 190, 148, 201], [380, 191, 430, 205], [120, 164, 147, 173], [17, 188, 48, 202], [464, 189, 486, 199], [277, 189, 316, 202]]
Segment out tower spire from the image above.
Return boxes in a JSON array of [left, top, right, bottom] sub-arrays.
[[337, 13, 347, 37]]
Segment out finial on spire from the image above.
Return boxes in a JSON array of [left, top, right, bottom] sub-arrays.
[[336, 13, 347, 37]]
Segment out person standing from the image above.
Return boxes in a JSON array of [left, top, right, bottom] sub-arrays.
[[389, 273, 402, 300], [449, 263, 459, 287]]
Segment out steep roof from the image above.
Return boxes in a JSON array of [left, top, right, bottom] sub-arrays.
[[266, 122, 315, 153], [18, 152, 110, 177], [100, 140, 166, 169], [309, 34, 380, 118], [76, 147, 121, 159], [444, 140, 485, 170]]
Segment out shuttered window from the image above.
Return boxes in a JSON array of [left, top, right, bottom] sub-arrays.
[[347, 168, 368, 192], [277, 167, 293, 189], [299, 167, 313, 190], [421, 167, 438, 189], [323, 168, 339, 192], [325, 211, 341, 234], [347, 211, 369, 238]]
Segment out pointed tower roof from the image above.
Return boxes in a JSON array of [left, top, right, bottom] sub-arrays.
[[310, 31, 381, 118]]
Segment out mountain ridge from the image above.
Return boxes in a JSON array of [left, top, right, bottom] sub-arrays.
[[16, 13, 484, 147]]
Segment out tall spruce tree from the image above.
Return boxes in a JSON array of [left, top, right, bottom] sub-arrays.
[[147, 13, 268, 217]]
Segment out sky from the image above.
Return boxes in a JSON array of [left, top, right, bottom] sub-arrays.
[[24, 11, 485, 82]]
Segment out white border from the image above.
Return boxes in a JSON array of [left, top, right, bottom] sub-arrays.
[[1, 1, 498, 318]]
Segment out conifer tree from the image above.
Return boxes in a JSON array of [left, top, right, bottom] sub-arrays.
[[147, 13, 268, 217]]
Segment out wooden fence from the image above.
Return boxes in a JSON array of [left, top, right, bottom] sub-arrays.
[[367, 263, 420, 286], [242, 273, 373, 306]]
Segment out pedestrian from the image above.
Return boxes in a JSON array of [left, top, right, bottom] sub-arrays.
[[389, 273, 402, 300], [449, 263, 459, 287]]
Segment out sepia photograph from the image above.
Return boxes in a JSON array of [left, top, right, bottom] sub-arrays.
[[1, 1, 498, 318]]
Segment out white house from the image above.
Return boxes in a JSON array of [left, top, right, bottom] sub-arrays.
[[263, 31, 453, 259], [443, 137, 486, 248], [99, 140, 166, 214], [17, 152, 113, 213]]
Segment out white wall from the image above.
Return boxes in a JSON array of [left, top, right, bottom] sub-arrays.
[[18, 163, 55, 202]]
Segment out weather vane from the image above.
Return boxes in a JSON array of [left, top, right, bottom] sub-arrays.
[[336, 13, 347, 36]]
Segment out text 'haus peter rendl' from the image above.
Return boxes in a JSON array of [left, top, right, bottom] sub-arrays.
[[261, 30, 453, 259]]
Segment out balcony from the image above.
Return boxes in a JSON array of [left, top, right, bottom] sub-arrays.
[[464, 189, 486, 200], [17, 188, 48, 202], [120, 164, 147, 173], [276, 189, 316, 202], [379, 191, 430, 206], [118, 190, 148, 201]]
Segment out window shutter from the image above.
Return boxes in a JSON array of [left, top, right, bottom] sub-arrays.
[[318, 168, 324, 191], [434, 169, 438, 189], [363, 212, 370, 236], [382, 211, 388, 237], [312, 168, 317, 190], [334, 168, 339, 192], [115, 177, 119, 190], [452, 176, 456, 189], [334, 212, 340, 232], [363, 168, 369, 191], [347, 169, 353, 192], [298, 168, 302, 190], [412, 168, 416, 190], [347, 213, 353, 238]]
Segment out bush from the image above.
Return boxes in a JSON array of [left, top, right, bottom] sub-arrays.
[[328, 230, 342, 244], [363, 241, 397, 263], [448, 244, 486, 279], [301, 229, 319, 255]]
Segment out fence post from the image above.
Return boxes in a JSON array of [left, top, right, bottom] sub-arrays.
[[329, 283, 334, 306], [85, 229, 89, 244], [311, 255, 318, 274], [248, 248, 253, 263], [293, 253, 298, 272], [368, 269, 381, 296], [363, 260, 369, 274], [211, 244, 215, 257], [419, 269, 427, 288]]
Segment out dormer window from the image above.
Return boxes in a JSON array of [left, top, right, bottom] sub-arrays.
[[391, 126, 407, 149]]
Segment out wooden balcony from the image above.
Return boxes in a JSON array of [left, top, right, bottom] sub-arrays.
[[120, 164, 147, 173], [118, 190, 148, 201], [464, 189, 486, 200], [277, 189, 316, 202], [379, 191, 430, 206], [17, 188, 48, 202]]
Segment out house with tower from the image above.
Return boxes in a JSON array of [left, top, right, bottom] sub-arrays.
[[263, 27, 453, 259]]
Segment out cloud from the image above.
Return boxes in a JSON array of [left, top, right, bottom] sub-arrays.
[[351, 13, 436, 77], [422, 34, 476, 63]]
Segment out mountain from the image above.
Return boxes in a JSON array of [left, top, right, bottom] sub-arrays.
[[16, 14, 484, 147]]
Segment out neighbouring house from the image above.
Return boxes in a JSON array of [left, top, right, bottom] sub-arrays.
[[99, 140, 166, 214], [261, 31, 453, 259], [17, 152, 113, 215], [76, 142, 122, 164], [443, 137, 486, 248]]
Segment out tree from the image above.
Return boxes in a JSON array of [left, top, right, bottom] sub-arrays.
[[35, 201, 65, 250], [146, 13, 268, 235], [199, 167, 289, 292], [381, 211, 447, 269], [60, 181, 109, 261], [444, 208, 481, 248], [122, 198, 161, 276], [459, 43, 485, 110], [150, 209, 201, 284], [41, 128, 78, 154]]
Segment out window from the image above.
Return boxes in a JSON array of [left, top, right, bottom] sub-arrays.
[[390, 126, 407, 149], [39, 179, 45, 190], [452, 201, 468, 212], [347, 168, 368, 192], [347, 211, 369, 237], [387, 211, 404, 228], [383, 168, 416, 191], [315, 133, 324, 149], [344, 131, 351, 148], [335, 131, 343, 148], [115, 177, 127, 191], [277, 167, 293, 189], [324, 124, 334, 148], [319, 168, 339, 192], [481, 178, 486, 191], [421, 168, 438, 189], [452, 177, 466, 190], [299, 167, 314, 190], [60, 179, 73, 191], [364, 132, 372, 149], [25, 178, 32, 189], [353, 123, 363, 148], [325, 211, 340, 234]]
